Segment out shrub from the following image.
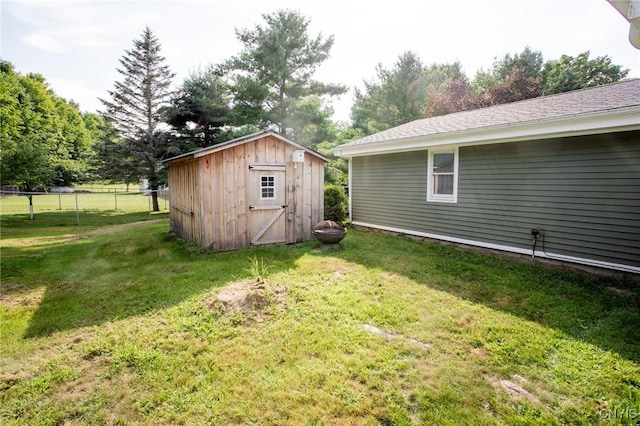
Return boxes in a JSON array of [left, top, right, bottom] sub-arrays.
[[324, 184, 348, 224]]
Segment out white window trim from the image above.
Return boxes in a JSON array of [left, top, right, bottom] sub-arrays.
[[427, 147, 459, 203], [260, 175, 276, 200]]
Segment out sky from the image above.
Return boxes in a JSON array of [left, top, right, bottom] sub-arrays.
[[1, 0, 639, 122]]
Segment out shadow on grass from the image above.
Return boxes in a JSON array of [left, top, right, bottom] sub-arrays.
[[1, 214, 306, 339], [329, 229, 640, 364], [6, 216, 639, 364]]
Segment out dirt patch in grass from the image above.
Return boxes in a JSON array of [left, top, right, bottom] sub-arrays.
[[0, 234, 87, 248], [487, 374, 542, 406], [205, 279, 287, 323], [87, 219, 166, 237], [0, 287, 46, 308], [362, 324, 432, 350], [1, 220, 165, 249], [604, 285, 633, 296]]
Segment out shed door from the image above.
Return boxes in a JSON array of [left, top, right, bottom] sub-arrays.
[[249, 164, 287, 245]]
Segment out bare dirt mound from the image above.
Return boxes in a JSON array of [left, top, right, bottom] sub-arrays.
[[206, 279, 286, 323]]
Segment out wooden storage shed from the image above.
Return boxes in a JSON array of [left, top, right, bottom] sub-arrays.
[[164, 130, 329, 251]]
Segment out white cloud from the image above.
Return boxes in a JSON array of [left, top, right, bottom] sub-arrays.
[[23, 26, 113, 53], [22, 30, 66, 53], [48, 76, 105, 112], [8, 0, 160, 54]]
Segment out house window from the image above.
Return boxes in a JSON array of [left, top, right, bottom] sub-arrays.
[[427, 147, 458, 203], [260, 175, 275, 199]]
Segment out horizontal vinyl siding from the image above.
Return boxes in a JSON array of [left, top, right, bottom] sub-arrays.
[[351, 130, 640, 270]]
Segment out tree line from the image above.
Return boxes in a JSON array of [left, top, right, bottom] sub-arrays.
[[0, 9, 629, 211], [351, 47, 629, 135]]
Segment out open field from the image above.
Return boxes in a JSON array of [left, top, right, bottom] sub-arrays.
[[73, 183, 139, 193], [1, 213, 639, 425], [0, 192, 168, 227]]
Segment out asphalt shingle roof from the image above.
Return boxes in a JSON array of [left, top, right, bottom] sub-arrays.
[[342, 79, 640, 148]]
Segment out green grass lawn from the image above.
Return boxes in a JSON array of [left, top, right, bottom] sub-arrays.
[[1, 213, 639, 425], [0, 192, 168, 227]]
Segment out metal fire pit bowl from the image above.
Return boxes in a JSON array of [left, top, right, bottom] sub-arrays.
[[312, 220, 346, 244]]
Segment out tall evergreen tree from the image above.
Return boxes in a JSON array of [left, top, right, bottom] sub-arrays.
[[89, 116, 140, 191], [351, 52, 427, 134], [351, 52, 464, 133], [227, 9, 346, 141], [100, 26, 174, 211], [163, 66, 231, 149]]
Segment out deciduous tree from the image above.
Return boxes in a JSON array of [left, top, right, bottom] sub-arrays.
[[472, 47, 543, 96], [425, 76, 481, 117], [541, 51, 629, 94], [49, 98, 93, 186], [315, 124, 362, 186], [483, 67, 543, 105], [0, 61, 94, 218]]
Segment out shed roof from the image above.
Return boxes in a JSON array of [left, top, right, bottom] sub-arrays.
[[163, 130, 330, 163], [336, 79, 640, 157]]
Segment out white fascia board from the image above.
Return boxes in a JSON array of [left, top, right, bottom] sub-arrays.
[[335, 107, 640, 158], [608, 0, 640, 20], [352, 221, 640, 274], [606, 0, 640, 47]]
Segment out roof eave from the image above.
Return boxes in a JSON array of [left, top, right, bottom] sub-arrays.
[[163, 129, 330, 164], [335, 106, 640, 158], [192, 130, 330, 163], [162, 130, 269, 163]]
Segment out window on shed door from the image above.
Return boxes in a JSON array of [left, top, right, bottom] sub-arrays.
[[260, 175, 276, 199], [427, 148, 458, 203]]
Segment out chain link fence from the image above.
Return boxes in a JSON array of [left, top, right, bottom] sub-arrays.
[[0, 189, 170, 226]]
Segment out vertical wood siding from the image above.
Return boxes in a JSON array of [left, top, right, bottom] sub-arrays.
[[168, 134, 326, 250], [168, 159, 201, 245], [351, 131, 640, 268]]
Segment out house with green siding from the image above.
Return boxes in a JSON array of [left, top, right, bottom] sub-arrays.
[[336, 79, 640, 273]]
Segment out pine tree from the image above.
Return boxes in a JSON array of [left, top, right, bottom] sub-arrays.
[[228, 10, 346, 141], [100, 26, 174, 211], [163, 66, 231, 149]]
